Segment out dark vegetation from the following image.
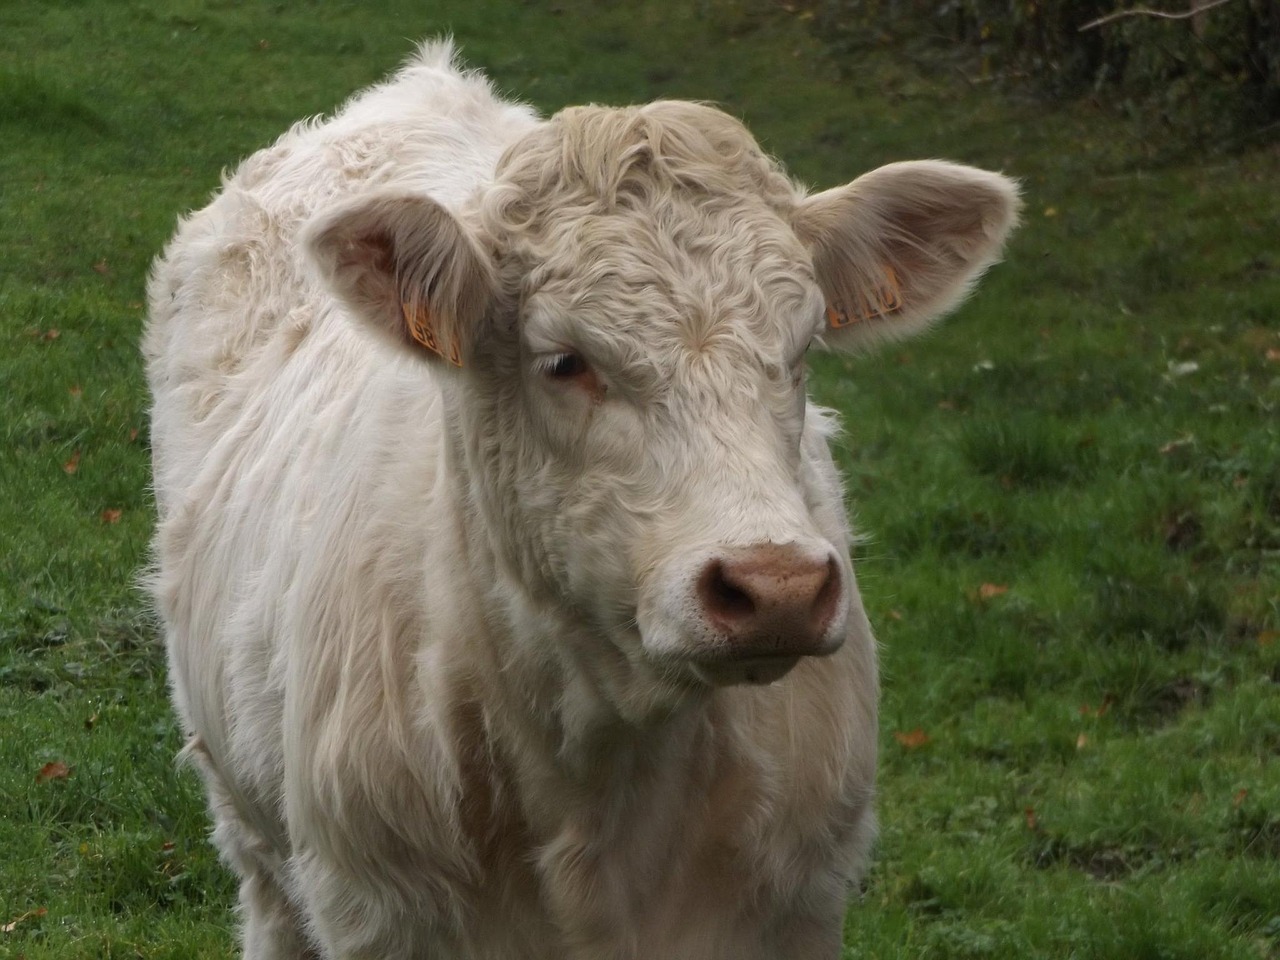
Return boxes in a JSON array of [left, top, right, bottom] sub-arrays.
[[795, 0, 1280, 153]]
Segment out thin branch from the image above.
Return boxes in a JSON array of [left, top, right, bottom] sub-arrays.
[[1079, 0, 1236, 31]]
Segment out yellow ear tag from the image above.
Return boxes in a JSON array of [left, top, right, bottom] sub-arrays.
[[826, 266, 904, 330], [401, 301, 462, 367]]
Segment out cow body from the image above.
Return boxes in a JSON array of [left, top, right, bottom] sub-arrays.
[[146, 42, 1017, 959]]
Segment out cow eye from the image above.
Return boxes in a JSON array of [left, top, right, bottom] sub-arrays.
[[546, 352, 588, 380]]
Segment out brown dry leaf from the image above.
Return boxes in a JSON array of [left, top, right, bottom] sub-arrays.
[[62, 450, 81, 475], [1266, 348, 1280, 363], [43, 328, 61, 341], [887, 609, 903, 622], [1233, 788, 1249, 808], [893, 728, 930, 750], [978, 583, 1009, 600], [1080, 695, 1115, 718], [92, 259, 110, 275], [1, 906, 47, 933], [1260, 630, 1278, 647], [1075, 733, 1089, 750], [100, 508, 123, 524], [36, 761, 70, 783], [69, 384, 82, 398], [1024, 806, 1038, 831]]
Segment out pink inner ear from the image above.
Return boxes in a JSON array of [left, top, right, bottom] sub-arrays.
[[360, 230, 396, 274]]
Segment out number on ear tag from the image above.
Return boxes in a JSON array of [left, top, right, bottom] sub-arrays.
[[826, 266, 903, 329], [401, 301, 462, 367]]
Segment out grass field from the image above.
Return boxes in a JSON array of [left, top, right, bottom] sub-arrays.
[[2, 1, 1278, 957]]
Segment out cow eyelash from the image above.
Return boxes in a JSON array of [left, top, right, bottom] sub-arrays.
[[535, 351, 590, 380]]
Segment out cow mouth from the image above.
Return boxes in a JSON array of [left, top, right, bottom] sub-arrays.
[[688, 654, 801, 687]]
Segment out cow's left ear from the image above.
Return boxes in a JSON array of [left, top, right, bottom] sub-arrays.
[[304, 191, 496, 366], [792, 160, 1020, 351]]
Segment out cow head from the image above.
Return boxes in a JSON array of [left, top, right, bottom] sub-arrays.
[[306, 102, 1019, 705]]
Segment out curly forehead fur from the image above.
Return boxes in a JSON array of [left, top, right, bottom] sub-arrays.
[[479, 101, 817, 362], [492, 100, 800, 215]]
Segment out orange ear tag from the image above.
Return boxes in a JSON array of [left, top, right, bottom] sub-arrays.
[[401, 301, 462, 367], [826, 266, 904, 330]]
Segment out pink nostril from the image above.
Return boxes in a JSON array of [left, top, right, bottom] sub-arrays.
[[695, 545, 843, 657], [699, 560, 756, 623]]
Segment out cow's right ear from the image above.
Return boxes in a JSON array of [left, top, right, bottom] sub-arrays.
[[304, 192, 496, 366]]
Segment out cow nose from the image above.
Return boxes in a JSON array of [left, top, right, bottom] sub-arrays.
[[695, 544, 843, 659]]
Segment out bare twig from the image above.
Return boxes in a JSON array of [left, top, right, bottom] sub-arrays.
[[1079, 0, 1236, 31]]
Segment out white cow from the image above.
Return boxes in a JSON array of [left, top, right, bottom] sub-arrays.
[[145, 41, 1018, 960]]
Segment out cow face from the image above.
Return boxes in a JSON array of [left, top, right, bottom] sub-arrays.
[[306, 102, 1019, 700]]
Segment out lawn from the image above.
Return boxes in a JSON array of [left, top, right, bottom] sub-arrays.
[[2, 1, 1277, 957]]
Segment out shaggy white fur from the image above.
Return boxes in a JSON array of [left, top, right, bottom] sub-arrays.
[[146, 40, 1019, 960]]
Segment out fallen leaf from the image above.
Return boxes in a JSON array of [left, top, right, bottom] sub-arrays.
[[1043, 206, 1058, 217], [36, 761, 70, 783], [100, 508, 123, 524], [1260, 630, 1278, 647], [62, 450, 81, 475], [893, 728, 930, 749], [1, 906, 47, 933], [1159, 435, 1195, 455], [92, 259, 110, 275], [1233, 788, 1248, 808], [887, 609, 903, 621], [1266, 348, 1280, 363], [43, 328, 61, 341], [69, 384, 82, 398], [978, 583, 1009, 600], [1024, 806, 1038, 830], [1076, 733, 1088, 750], [128, 427, 140, 442]]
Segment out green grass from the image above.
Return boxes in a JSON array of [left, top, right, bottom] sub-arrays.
[[2, 1, 1277, 957]]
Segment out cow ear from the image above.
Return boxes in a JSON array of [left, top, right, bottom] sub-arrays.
[[792, 161, 1020, 351], [304, 192, 495, 366]]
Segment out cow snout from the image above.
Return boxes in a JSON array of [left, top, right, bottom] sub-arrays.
[[695, 543, 844, 665]]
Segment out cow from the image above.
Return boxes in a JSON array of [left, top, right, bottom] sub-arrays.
[[144, 40, 1018, 960]]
